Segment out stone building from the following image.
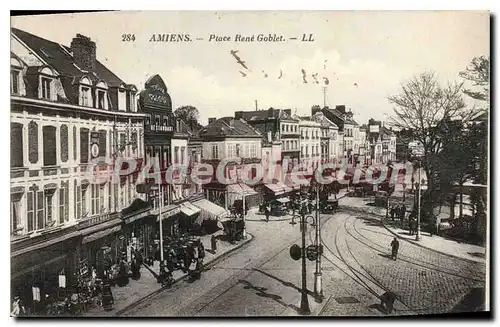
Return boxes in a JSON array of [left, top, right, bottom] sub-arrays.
[[10, 29, 145, 305]]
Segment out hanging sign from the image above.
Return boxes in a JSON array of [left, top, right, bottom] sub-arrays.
[[289, 244, 301, 261], [32, 287, 41, 302], [90, 131, 100, 159], [58, 274, 66, 288]]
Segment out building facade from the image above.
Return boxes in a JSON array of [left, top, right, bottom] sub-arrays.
[[295, 115, 321, 172], [312, 110, 340, 164], [11, 29, 145, 306], [200, 117, 262, 210]]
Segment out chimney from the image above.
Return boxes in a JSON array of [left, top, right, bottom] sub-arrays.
[[208, 117, 216, 124], [71, 34, 96, 71], [234, 111, 244, 120], [311, 105, 321, 116], [336, 105, 346, 114], [267, 107, 274, 118]]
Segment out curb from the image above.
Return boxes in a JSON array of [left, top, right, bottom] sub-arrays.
[[340, 205, 483, 263], [111, 233, 255, 316], [379, 222, 483, 264]]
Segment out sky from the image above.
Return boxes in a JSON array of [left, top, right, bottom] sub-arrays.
[[11, 11, 490, 125]]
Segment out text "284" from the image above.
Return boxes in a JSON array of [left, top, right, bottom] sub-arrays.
[[122, 34, 136, 42]]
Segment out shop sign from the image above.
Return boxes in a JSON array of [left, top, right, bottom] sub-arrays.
[[90, 131, 99, 159], [123, 209, 150, 225]]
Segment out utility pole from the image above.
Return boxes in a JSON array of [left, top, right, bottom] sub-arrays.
[[255, 100, 258, 111], [322, 86, 327, 108], [242, 188, 246, 239], [314, 184, 323, 302], [159, 182, 164, 261], [416, 164, 422, 241]]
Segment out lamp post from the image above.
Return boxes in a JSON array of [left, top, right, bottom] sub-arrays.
[[158, 182, 164, 262], [242, 188, 246, 239], [289, 186, 317, 315], [416, 166, 422, 241], [314, 184, 324, 302]]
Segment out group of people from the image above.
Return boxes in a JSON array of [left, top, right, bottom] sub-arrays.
[[390, 204, 407, 222], [159, 240, 206, 284]]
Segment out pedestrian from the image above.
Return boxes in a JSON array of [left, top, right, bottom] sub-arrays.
[[380, 291, 397, 314], [182, 246, 191, 272], [11, 295, 25, 317], [390, 237, 400, 261], [390, 205, 395, 221], [265, 205, 270, 222], [197, 241, 206, 264], [401, 204, 407, 222], [211, 235, 217, 253]]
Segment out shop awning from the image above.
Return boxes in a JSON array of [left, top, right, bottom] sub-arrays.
[[285, 174, 308, 190], [82, 225, 121, 244], [192, 198, 228, 221], [264, 183, 292, 195], [153, 204, 181, 222], [277, 197, 290, 203], [180, 202, 201, 217]]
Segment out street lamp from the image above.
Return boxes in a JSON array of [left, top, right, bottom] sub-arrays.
[[314, 184, 324, 303], [289, 186, 317, 315]]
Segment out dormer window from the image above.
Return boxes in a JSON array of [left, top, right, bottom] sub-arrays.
[[41, 77, 52, 100], [81, 87, 90, 106], [95, 81, 108, 110], [11, 57, 23, 95], [11, 69, 20, 94], [97, 90, 106, 109], [79, 76, 93, 107]]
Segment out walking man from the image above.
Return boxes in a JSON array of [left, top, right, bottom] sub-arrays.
[[265, 204, 270, 222], [390, 237, 400, 261]]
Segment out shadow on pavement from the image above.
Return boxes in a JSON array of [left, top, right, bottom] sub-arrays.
[[377, 253, 392, 260], [451, 287, 485, 312], [368, 303, 387, 314], [253, 268, 315, 297], [237, 279, 301, 313]]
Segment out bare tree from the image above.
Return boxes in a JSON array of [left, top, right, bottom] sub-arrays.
[[459, 55, 490, 103], [388, 72, 473, 222]]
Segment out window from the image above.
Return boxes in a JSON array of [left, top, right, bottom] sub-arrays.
[[286, 125, 289, 132], [41, 77, 51, 100], [250, 144, 257, 158], [97, 90, 106, 109], [36, 191, 44, 230], [11, 70, 20, 94], [43, 126, 57, 166], [211, 144, 219, 159], [129, 92, 135, 111], [99, 130, 107, 157], [60, 124, 68, 163], [27, 191, 34, 232], [236, 144, 241, 157], [174, 146, 179, 164], [227, 144, 234, 158], [181, 147, 185, 165], [45, 190, 55, 226], [282, 124, 285, 132], [131, 131, 137, 152], [301, 130, 304, 138], [59, 182, 69, 224], [91, 184, 100, 215], [81, 184, 88, 216], [81, 87, 90, 106], [155, 115, 161, 126], [11, 123, 23, 168], [80, 128, 89, 163], [11, 193, 23, 235]]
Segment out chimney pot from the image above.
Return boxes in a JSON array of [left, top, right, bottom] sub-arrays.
[[71, 34, 96, 71]]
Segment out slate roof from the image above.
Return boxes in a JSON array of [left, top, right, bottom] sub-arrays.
[[236, 108, 297, 121], [11, 28, 135, 109], [199, 117, 262, 138], [312, 112, 339, 129]]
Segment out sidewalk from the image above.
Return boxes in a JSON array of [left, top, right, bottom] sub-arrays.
[[381, 220, 486, 263], [84, 232, 254, 317], [338, 196, 486, 263]]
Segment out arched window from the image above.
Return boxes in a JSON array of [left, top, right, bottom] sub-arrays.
[[28, 121, 38, 164], [39, 66, 56, 100], [60, 124, 68, 163], [79, 76, 92, 107], [11, 123, 23, 167], [96, 81, 109, 109]]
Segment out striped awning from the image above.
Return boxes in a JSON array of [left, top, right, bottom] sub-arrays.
[[192, 198, 228, 221], [179, 202, 201, 217]]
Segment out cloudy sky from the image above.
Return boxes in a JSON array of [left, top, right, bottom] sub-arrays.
[[11, 11, 489, 125]]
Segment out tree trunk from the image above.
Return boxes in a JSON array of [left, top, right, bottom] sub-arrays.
[[450, 192, 457, 220], [459, 183, 464, 218]]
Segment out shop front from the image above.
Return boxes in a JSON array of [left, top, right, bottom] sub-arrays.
[[177, 201, 202, 233], [227, 183, 260, 209], [121, 198, 154, 262], [11, 229, 81, 315], [77, 213, 123, 281], [263, 181, 293, 202]]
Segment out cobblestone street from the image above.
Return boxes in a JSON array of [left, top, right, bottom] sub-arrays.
[[120, 206, 486, 316]]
